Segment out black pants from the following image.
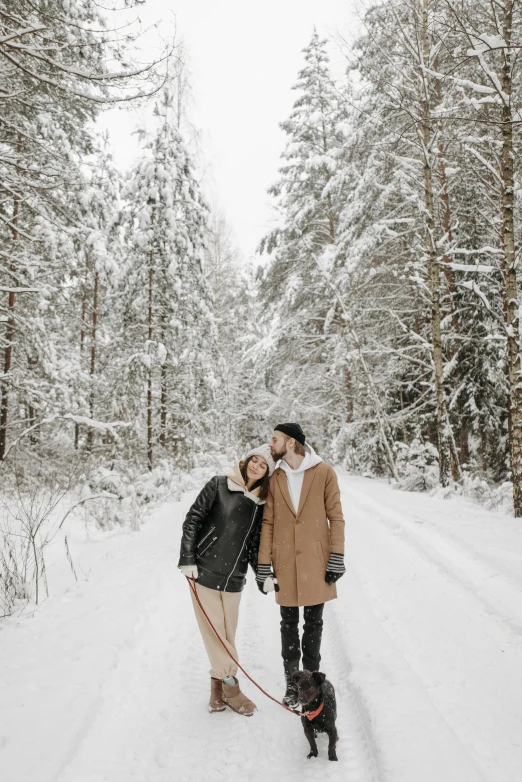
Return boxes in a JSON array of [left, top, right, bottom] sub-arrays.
[[280, 604, 324, 671]]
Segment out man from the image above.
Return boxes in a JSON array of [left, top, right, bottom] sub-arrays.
[[256, 423, 345, 709]]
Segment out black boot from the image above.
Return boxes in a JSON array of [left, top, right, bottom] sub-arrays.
[[302, 658, 320, 672], [282, 660, 300, 709]]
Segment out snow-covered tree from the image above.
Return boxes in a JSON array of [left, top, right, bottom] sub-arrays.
[[0, 0, 166, 460], [258, 31, 349, 450], [119, 87, 217, 469]]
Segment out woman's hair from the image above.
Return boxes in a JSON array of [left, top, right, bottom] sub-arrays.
[[239, 456, 270, 501]]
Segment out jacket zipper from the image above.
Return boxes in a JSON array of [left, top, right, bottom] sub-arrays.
[[197, 525, 216, 548], [224, 505, 258, 591], [198, 535, 218, 557]]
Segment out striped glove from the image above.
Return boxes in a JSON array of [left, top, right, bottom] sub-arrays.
[[325, 553, 345, 584], [256, 564, 279, 594]]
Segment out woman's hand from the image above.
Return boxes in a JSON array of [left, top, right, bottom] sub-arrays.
[[256, 564, 279, 594], [180, 564, 199, 580]]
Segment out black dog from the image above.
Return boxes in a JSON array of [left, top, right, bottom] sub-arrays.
[[292, 670, 338, 761]]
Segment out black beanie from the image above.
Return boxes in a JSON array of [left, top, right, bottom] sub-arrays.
[[274, 422, 306, 445]]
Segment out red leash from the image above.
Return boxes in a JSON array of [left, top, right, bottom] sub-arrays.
[[186, 576, 301, 717]]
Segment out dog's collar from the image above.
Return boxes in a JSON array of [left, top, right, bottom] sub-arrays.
[[303, 701, 324, 721]]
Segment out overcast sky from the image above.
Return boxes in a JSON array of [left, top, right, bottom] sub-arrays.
[[99, 0, 360, 260]]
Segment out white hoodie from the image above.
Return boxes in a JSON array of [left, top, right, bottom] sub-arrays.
[[279, 443, 323, 513]]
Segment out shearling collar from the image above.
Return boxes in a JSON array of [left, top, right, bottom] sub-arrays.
[[225, 463, 266, 504]]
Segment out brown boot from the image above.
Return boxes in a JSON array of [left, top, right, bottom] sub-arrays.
[[209, 677, 226, 713], [222, 677, 256, 716]]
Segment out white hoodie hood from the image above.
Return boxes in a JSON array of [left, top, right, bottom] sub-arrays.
[[279, 443, 323, 513]]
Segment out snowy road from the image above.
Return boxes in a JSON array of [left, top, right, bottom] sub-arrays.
[[2, 474, 522, 781]]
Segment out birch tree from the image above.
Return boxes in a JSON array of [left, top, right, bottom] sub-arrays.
[[441, 0, 522, 509]]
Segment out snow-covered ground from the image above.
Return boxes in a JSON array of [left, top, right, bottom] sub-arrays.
[[2, 473, 522, 782]]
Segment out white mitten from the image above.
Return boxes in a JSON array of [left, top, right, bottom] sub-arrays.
[[263, 575, 279, 593], [180, 564, 198, 579]]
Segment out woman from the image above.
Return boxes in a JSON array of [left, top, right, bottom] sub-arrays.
[[178, 444, 276, 716]]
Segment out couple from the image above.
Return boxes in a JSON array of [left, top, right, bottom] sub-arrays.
[[178, 423, 346, 716]]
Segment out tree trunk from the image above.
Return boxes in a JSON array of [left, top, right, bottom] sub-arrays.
[[159, 312, 167, 449], [399, 388, 408, 443], [322, 122, 336, 243], [420, 0, 451, 486], [75, 285, 88, 449], [86, 269, 98, 451], [0, 135, 22, 460], [27, 356, 38, 444], [434, 62, 462, 483], [499, 0, 522, 515], [434, 72, 459, 341], [343, 366, 353, 424], [147, 244, 154, 471], [160, 362, 167, 449], [459, 421, 469, 468], [436, 138, 462, 483], [0, 288, 16, 461]]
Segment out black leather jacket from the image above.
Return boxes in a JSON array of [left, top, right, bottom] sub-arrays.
[[178, 475, 264, 592]]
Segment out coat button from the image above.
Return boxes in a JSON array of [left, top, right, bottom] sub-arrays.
[[296, 550, 301, 556]]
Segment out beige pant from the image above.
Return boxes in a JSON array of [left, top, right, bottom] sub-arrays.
[[189, 582, 242, 680]]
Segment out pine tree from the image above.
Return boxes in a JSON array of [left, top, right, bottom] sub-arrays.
[[0, 0, 166, 460], [119, 86, 217, 469], [258, 31, 348, 449]]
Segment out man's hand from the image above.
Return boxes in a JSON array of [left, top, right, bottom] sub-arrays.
[[325, 553, 345, 585], [256, 564, 280, 594], [180, 564, 199, 580]]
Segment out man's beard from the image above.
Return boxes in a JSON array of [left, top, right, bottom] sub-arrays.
[[271, 446, 286, 461]]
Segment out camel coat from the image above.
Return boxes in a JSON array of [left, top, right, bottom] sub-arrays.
[[258, 462, 345, 607]]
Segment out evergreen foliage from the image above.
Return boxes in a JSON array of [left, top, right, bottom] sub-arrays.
[[2, 0, 522, 518], [258, 11, 522, 513]]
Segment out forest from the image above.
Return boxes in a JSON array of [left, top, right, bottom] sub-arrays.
[[1, 0, 522, 614]]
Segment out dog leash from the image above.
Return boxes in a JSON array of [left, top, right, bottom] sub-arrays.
[[186, 576, 301, 718]]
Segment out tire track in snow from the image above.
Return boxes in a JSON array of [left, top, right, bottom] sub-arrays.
[[346, 477, 522, 591], [27, 483, 518, 782], [233, 577, 378, 781], [396, 507, 522, 592], [342, 478, 522, 781], [345, 481, 522, 639], [52, 569, 375, 782], [327, 569, 488, 782], [323, 603, 384, 782], [31, 480, 504, 782], [53, 568, 193, 782]]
